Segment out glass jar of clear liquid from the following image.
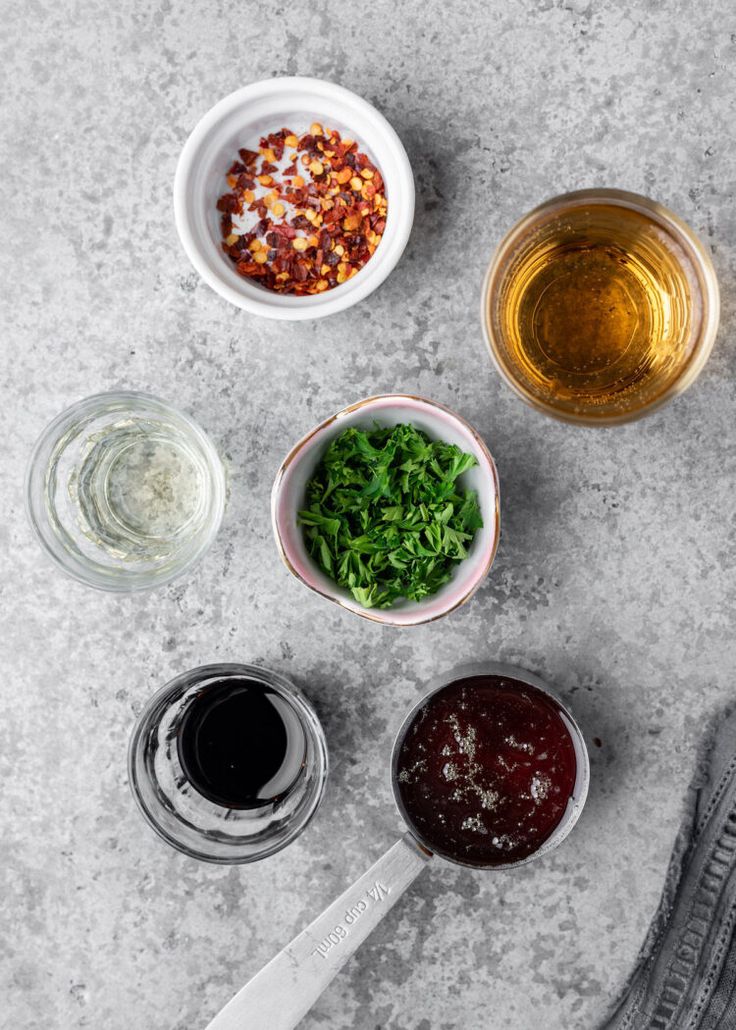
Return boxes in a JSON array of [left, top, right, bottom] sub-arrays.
[[25, 391, 226, 591]]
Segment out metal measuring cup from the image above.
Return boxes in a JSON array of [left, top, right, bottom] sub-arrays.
[[204, 662, 590, 1030]]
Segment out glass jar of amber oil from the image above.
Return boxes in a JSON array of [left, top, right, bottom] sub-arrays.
[[482, 189, 719, 425]]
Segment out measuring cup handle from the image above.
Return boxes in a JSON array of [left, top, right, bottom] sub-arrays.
[[203, 833, 431, 1030]]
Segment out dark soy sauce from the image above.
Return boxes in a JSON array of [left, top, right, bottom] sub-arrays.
[[177, 678, 307, 809], [395, 675, 578, 867]]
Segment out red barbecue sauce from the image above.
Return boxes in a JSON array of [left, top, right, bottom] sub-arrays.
[[395, 675, 578, 867]]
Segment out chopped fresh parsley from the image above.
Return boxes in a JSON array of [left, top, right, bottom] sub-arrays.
[[298, 423, 483, 609]]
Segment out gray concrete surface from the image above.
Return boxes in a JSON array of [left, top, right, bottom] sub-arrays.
[[2, 1, 735, 1027]]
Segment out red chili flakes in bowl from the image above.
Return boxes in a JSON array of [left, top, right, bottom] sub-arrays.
[[216, 124, 387, 295]]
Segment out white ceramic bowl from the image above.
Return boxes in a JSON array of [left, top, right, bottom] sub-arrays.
[[271, 395, 501, 626], [174, 77, 414, 320]]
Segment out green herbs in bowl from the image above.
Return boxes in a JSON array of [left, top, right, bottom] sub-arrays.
[[298, 423, 484, 610]]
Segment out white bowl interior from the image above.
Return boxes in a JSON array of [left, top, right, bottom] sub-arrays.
[[175, 79, 414, 317], [274, 398, 500, 625]]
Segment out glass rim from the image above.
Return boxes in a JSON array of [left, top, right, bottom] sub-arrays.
[[480, 188, 721, 427], [127, 662, 329, 864], [24, 389, 227, 592]]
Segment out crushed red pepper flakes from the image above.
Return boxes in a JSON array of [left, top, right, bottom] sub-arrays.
[[216, 126, 387, 296]]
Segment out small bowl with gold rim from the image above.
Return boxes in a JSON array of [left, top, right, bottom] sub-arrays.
[[271, 395, 500, 627]]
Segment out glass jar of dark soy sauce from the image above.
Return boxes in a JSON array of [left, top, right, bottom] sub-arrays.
[[128, 664, 328, 863]]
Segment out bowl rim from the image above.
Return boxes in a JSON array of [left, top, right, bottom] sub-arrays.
[[271, 393, 501, 627], [173, 76, 415, 321], [480, 187, 721, 426]]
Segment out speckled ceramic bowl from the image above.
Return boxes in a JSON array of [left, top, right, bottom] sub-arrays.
[[174, 77, 414, 320], [271, 395, 500, 627]]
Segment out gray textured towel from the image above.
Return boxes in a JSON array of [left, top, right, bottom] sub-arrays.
[[602, 708, 736, 1030]]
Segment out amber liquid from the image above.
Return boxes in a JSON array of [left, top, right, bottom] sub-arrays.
[[488, 202, 701, 420]]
